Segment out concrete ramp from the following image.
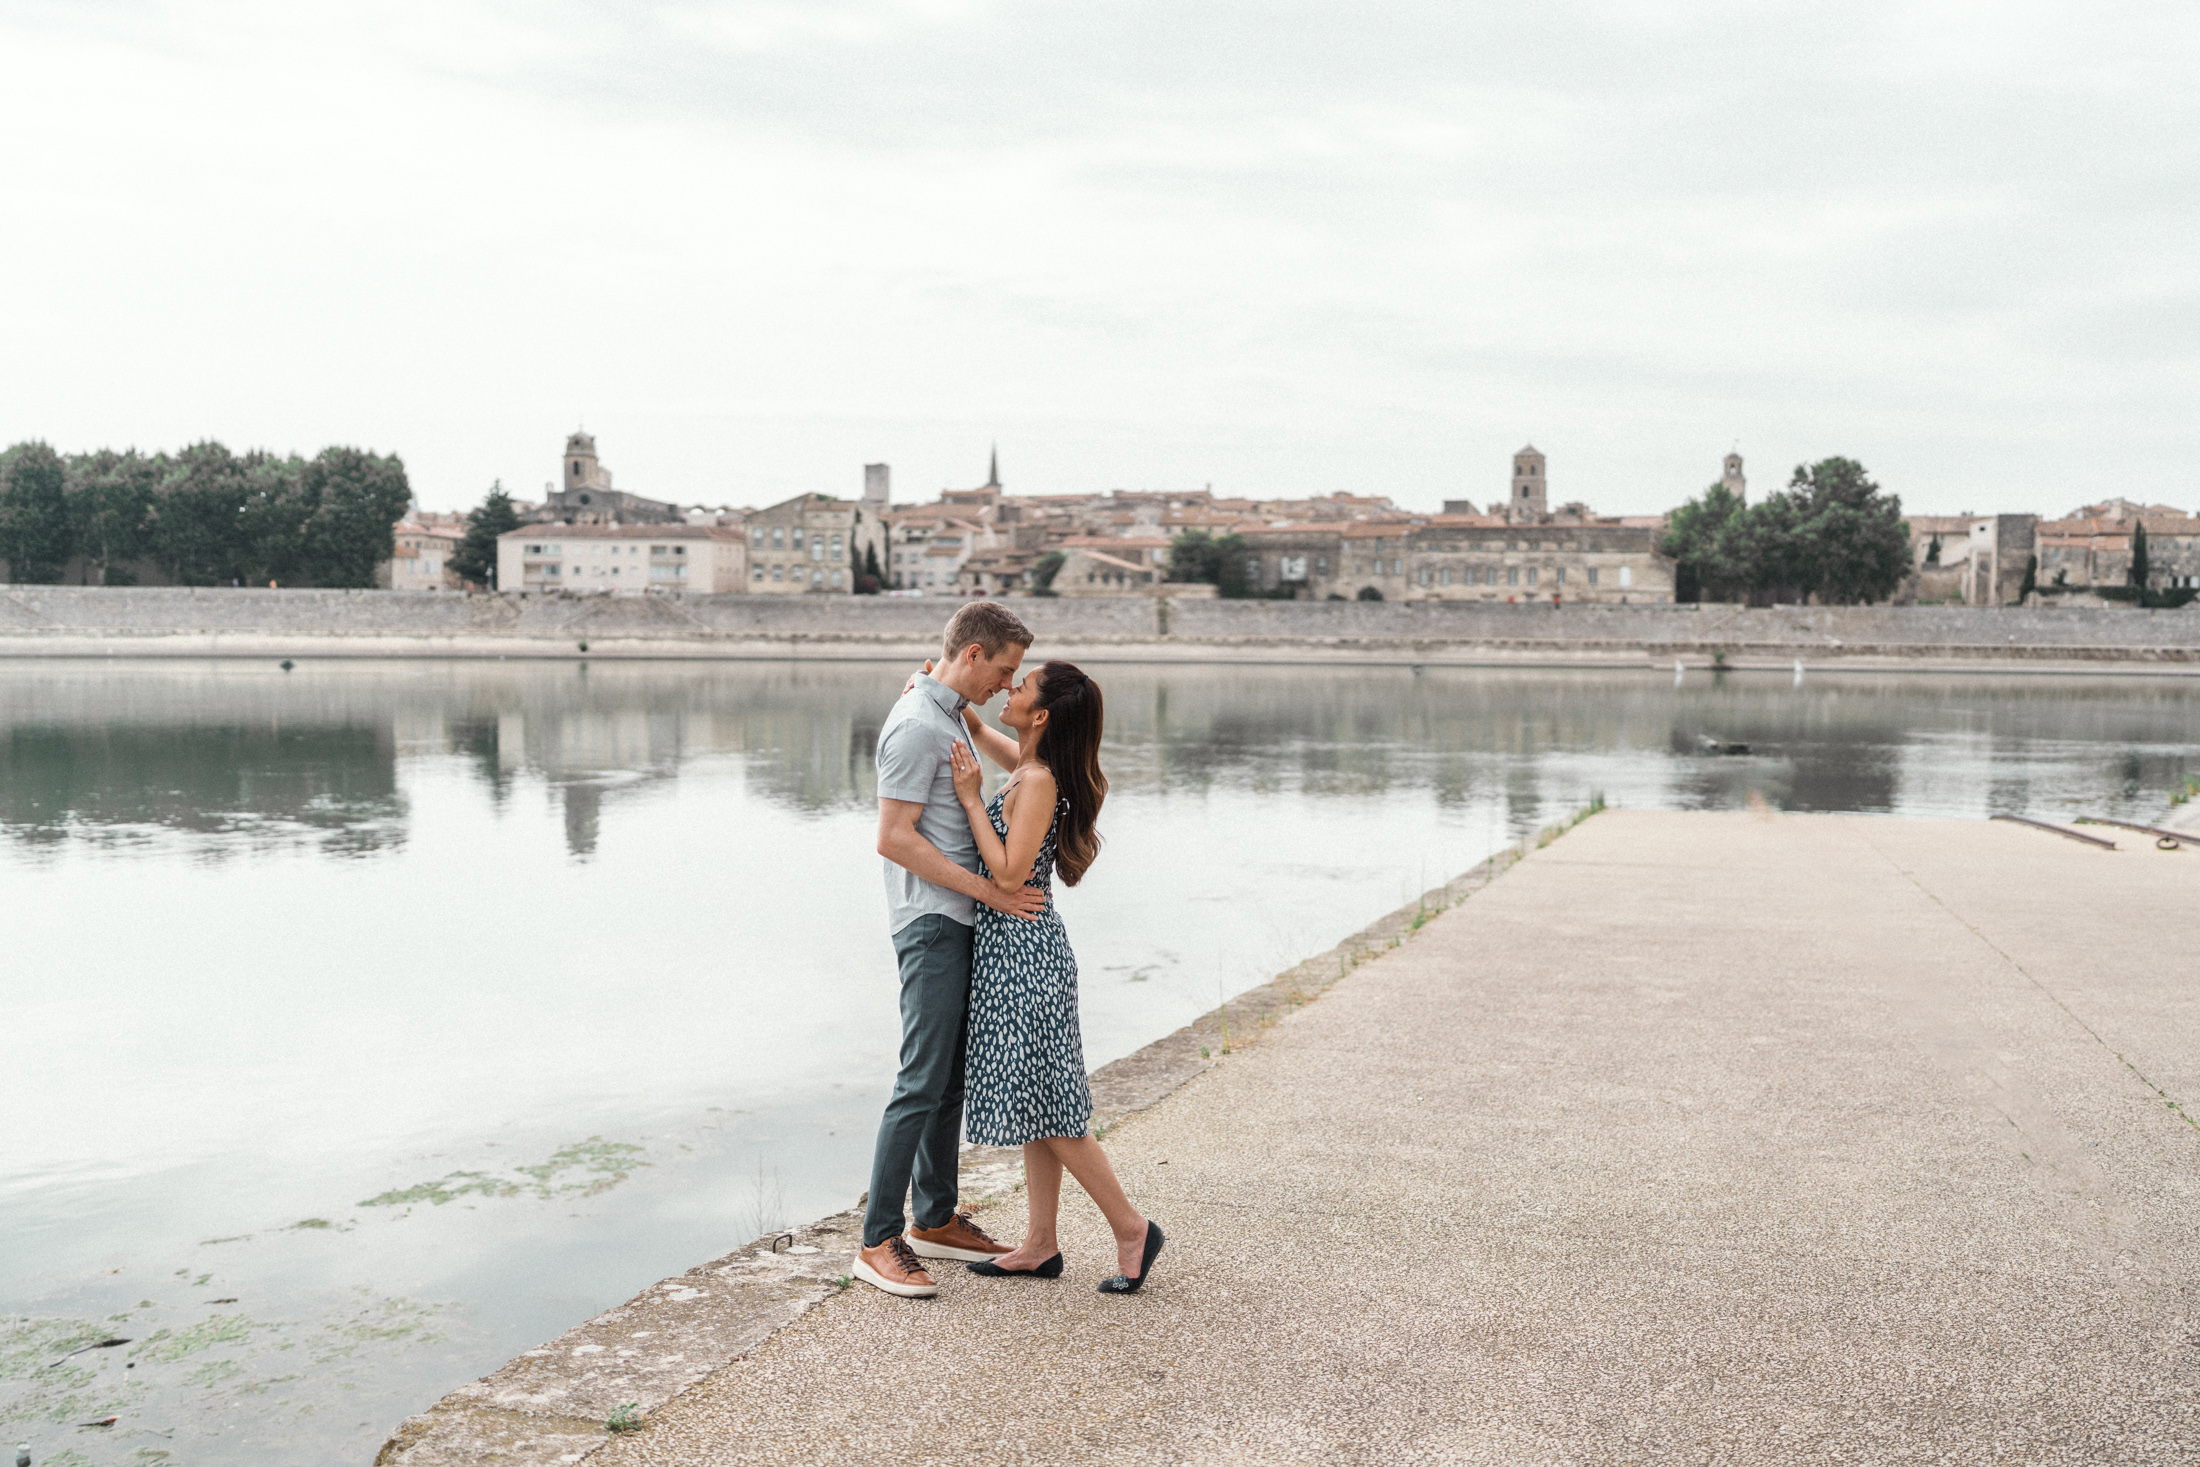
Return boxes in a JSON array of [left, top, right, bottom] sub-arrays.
[[590, 811, 2199, 1464]]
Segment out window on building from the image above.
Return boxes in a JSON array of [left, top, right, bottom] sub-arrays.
[[1316, 556, 1328, 573], [753, 566, 765, 580], [1439, 567, 1452, 586], [1419, 568, 1431, 585], [772, 565, 784, 581], [1587, 567, 1600, 586], [1527, 567, 1538, 587], [1391, 559, 1402, 575], [772, 528, 785, 548], [1246, 558, 1261, 579], [1507, 566, 1519, 586], [831, 535, 843, 555], [812, 568, 823, 584], [526, 544, 543, 554], [1619, 565, 1633, 588], [752, 529, 764, 547], [1555, 568, 1566, 586], [830, 569, 843, 587], [811, 542, 825, 562]]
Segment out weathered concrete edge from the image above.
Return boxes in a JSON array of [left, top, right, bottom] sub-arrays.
[[8, 629, 2200, 675], [372, 809, 1599, 1467]]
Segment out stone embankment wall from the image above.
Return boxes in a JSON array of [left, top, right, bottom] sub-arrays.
[[2, 586, 2198, 666]]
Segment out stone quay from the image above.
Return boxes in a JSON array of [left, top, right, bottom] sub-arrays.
[[379, 806, 2200, 1465]]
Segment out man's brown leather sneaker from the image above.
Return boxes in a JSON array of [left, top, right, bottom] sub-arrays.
[[853, 1236, 939, 1298], [906, 1211, 1012, 1263]]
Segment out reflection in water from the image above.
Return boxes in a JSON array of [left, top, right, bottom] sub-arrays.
[[0, 722, 404, 856], [2, 664, 2198, 859]]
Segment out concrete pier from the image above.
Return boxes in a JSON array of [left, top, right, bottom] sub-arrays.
[[575, 811, 2195, 1464]]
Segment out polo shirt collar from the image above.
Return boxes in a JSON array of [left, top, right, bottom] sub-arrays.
[[916, 672, 968, 717]]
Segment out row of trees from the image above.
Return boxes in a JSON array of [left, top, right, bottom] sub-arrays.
[[0, 441, 412, 587], [1660, 457, 1910, 606]]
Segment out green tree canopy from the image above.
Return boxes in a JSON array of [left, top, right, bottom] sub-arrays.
[[1659, 482, 1748, 602], [152, 442, 253, 585], [1167, 530, 1249, 597], [1779, 457, 1910, 605], [450, 481, 522, 588], [0, 442, 76, 583], [296, 448, 411, 588], [1662, 456, 1908, 606], [67, 449, 160, 584], [1030, 549, 1066, 594], [2130, 520, 2150, 589]]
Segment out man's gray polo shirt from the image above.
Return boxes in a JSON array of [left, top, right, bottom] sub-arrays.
[[876, 673, 981, 933]]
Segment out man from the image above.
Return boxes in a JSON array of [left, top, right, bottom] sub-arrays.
[[855, 601, 1043, 1298]]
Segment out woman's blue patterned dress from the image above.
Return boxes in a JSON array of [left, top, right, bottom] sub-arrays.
[[965, 786, 1093, 1146]]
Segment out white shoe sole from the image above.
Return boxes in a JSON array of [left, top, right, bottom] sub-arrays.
[[904, 1235, 1006, 1264], [851, 1257, 938, 1298]]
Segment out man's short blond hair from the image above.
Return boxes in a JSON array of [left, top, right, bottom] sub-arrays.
[[943, 600, 1034, 664]]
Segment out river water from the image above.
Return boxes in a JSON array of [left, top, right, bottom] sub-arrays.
[[4, 658, 2196, 1465]]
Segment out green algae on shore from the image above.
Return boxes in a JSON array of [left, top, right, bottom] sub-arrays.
[[359, 1136, 648, 1209]]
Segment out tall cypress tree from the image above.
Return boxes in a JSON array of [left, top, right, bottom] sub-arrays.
[[2130, 520, 2151, 590]]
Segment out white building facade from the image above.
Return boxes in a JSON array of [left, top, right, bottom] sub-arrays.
[[497, 524, 748, 594]]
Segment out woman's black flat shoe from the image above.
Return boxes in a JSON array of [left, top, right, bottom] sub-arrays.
[[966, 1252, 1064, 1279], [1097, 1221, 1164, 1295]]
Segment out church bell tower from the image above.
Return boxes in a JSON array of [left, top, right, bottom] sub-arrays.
[[1509, 445, 1547, 524]]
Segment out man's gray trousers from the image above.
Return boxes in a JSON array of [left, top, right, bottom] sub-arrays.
[[862, 913, 973, 1248]]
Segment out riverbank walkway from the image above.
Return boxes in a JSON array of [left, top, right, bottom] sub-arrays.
[[601, 810, 2199, 1464]]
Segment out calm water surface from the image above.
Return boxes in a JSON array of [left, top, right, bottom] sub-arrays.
[[4, 659, 2197, 1465]]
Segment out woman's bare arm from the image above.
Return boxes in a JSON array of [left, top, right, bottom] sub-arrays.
[[949, 742, 1015, 879], [961, 705, 1020, 771], [948, 747, 1055, 891]]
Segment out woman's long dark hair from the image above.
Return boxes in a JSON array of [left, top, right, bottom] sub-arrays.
[[1032, 660, 1106, 886]]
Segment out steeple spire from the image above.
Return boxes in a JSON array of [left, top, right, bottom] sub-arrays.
[[985, 444, 1000, 490]]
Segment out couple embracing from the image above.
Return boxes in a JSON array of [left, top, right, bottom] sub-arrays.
[[855, 601, 1163, 1299]]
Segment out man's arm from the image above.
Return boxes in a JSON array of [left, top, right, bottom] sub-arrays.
[[876, 799, 1045, 919]]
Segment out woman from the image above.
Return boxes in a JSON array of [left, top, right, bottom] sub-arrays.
[[947, 659, 1163, 1294]]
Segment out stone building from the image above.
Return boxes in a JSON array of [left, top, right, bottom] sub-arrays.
[[743, 470, 888, 594], [380, 512, 466, 591], [1046, 537, 1175, 596], [2036, 502, 2200, 593], [1234, 449, 1673, 603], [1402, 515, 1671, 603], [532, 431, 683, 526], [1236, 523, 1345, 595], [497, 524, 747, 593]]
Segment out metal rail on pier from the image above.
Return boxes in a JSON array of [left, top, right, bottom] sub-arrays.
[[2074, 817, 2196, 847], [1989, 814, 2117, 850]]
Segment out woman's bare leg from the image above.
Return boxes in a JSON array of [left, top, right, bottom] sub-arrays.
[[1041, 1135, 1151, 1278], [991, 1142, 1063, 1271]]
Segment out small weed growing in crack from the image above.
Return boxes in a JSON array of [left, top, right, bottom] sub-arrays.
[[831, 1275, 853, 1292], [606, 1403, 642, 1433]]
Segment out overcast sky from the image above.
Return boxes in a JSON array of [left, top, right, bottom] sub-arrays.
[[4, 0, 2195, 517]]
